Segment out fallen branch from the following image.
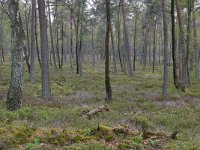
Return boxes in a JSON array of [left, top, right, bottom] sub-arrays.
[[52, 81, 64, 86], [86, 105, 109, 119]]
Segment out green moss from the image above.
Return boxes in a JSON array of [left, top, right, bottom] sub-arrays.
[[118, 143, 130, 149], [1, 63, 200, 148], [133, 116, 154, 131]]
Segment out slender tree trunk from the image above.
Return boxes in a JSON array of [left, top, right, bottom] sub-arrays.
[[176, 0, 186, 90], [0, 17, 5, 64], [7, 0, 24, 111], [30, 0, 36, 82], [162, 0, 169, 96], [61, 21, 64, 68], [152, 24, 156, 73], [105, 0, 112, 100], [143, 28, 147, 69], [79, 18, 83, 76], [171, 0, 179, 88], [110, 23, 117, 74], [47, 0, 58, 76], [0, 39, 3, 65], [148, 35, 151, 66], [185, 0, 192, 86], [121, 0, 133, 77], [158, 25, 161, 64], [193, 8, 199, 79], [35, 12, 41, 68], [117, 2, 123, 72], [92, 24, 95, 67], [75, 5, 80, 74], [24, 1, 30, 73], [133, 13, 138, 71], [38, 0, 51, 98]]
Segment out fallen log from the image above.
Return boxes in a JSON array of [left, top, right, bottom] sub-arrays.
[[86, 105, 109, 119]]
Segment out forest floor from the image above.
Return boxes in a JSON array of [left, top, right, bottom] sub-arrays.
[[0, 62, 200, 150]]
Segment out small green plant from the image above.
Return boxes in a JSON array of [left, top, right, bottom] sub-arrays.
[[33, 138, 41, 145], [27, 143, 34, 149], [132, 135, 143, 146]]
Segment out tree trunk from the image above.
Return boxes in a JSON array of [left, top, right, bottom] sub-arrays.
[[171, 0, 179, 88], [30, 0, 36, 82], [152, 24, 156, 73], [185, 0, 192, 87], [133, 13, 138, 71], [175, 0, 187, 91], [7, 0, 24, 111], [193, 8, 199, 79], [0, 16, 5, 64], [79, 18, 83, 77], [24, 1, 31, 73], [92, 23, 95, 67], [47, 0, 58, 76], [143, 28, 147, 69], [75, 6, 80, 74], [110, 23, 117, 74], [38, 0, 51, 98], [105, 0, 112, 100], [121, 0, 133, 77], [117, 2, 123, 72], [61, 21, 64, 68], [162, 0, 169, 96], [35, 12, 41, 68]]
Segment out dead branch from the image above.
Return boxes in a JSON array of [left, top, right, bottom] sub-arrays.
[[86, 105, 109, 119]]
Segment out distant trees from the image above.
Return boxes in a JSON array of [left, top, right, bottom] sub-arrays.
[[2, 0, 200, 110]]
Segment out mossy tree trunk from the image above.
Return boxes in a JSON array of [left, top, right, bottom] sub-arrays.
[[7, 0, 25, 111]]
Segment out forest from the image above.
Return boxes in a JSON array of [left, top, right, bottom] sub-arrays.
[[0, 0, 200, 149]]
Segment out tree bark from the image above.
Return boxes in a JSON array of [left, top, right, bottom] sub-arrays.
[[152, 24, 156, 73], [92, 23, 95, 67], [35, 11, 41, 68], [30, 0, 36, 82], [121, 0, 133, 77], [75, 4, 80, 74], [105, 0, 112, 100], [185, 0, 192, 87], [47, 0, 58, 76], [193, 7, 199, 79], [7, 0, 24, 111], [38, 0, 51, 98], [162, 0, 169, 96], [133, 13, 138, 71], [175, 0, 188, 90], [171, 0, 179, 88], [24, 0, 31, 73], [110, 23, 117, 74], [117, 2, 124, 72]]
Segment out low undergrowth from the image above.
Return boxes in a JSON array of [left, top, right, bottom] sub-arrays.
[[0, 63, 200, 149]]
